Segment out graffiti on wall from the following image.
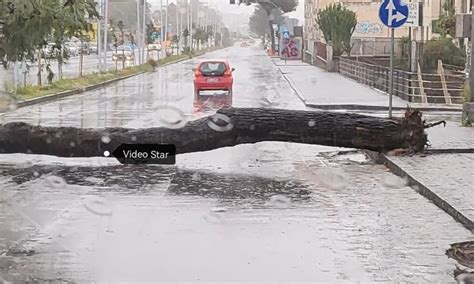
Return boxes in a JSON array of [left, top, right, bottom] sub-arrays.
[[355, 21, 384, 34], [280, 37, 302, 59]]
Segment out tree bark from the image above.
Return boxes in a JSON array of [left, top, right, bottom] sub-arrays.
[[0, 107, 432, 158]]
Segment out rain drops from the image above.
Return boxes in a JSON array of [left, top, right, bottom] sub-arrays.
[[249, 124, 256, 131], [191, 173, 202, 182], [83, 196, 113, 216], [314, 168, 348, 189], [8, 101, 18, 111], [382, 174, 408, 189], [101, 135, 111, 144], [207, 113, 233, 132], [45, 176, 67, 189], [69, 141, 76, 147], [308, 120, 316, 127], [155, 105, 188, 129], [267, 194, 291, 208], [131, 136, 137, 142], [0, 92, 18, 112]]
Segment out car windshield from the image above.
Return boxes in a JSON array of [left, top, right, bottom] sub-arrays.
[[0, 0, 472, 283], [199, 62, 226, 76]]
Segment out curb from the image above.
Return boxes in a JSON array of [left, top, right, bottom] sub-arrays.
[[365, 150, 474, 232], [306, 104, 463, 112], [278, 69, 307, 104], [11, 48, 224, 110], [17, 71, 146, 108]]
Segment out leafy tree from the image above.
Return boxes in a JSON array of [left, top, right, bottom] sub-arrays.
[[117, 20, 125, 68], [422, 37, 465, 70], [249, 5, 283, 37], [0, 0, 99, 86], [182, 28, 189, 49], [432, 0, 456, 38], [146, 23, 155, 44], [254, 0, 297, 52], [193, 28, 208, 48], [316, 4, 357, 56]]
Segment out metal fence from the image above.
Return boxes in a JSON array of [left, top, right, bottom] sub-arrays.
[[338, 57, 466, 104]]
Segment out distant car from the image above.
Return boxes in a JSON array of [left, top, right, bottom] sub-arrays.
[[193, 60, 234, 110], [64, 43, 79, 56], [240, 41, 249, 47], [89, 44, 98, 54], [147, 43, 161, 51], [112, 46, 135, 61]]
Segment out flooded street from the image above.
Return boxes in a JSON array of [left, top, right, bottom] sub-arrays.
[[0, 46, 471, 282], [1, 142, 471, 282]]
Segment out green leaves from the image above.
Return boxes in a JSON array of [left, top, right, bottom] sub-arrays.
[[422, 38, 465, 70], [0, 0, 99, 62], [316, 4, 357, 56]]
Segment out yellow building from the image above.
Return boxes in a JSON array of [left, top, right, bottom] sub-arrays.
[[304, 0, 445, 55]]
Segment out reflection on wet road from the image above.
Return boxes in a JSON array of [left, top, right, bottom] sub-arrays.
[[0, 45, 304, 128], [0, 45, 471, 282]]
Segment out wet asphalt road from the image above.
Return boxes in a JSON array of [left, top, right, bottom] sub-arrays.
[[0, 44, 472, 282]]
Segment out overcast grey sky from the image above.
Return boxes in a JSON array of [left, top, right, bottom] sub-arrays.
[[149, 0, 304, 22]]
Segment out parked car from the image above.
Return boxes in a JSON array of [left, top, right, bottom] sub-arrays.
[[80, 42, 90, 55], [89, 43, 98, 54], [112, 45, 135, 61], [40, 43, 58, 59], [64, 43, 79, 57], [193, 59, 234, 110]]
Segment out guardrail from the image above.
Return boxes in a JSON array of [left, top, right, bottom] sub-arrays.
[[338, 57, 465, 104]]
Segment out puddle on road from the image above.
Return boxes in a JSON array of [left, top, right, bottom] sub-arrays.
[[0, 146, 471, 282]]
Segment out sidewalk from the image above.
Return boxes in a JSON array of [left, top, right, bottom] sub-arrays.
[[375, 119, 474, 231], [273, 58, 462, 112], [275, 57, 474, 231]]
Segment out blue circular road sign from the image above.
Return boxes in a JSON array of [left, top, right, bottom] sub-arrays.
[[379, 0, 409, 28]]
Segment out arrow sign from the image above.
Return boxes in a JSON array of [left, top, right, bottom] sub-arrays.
[[112, 144, 176, 165], [379, 0, 409, 28]]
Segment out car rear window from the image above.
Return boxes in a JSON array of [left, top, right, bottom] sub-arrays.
[[199, 62, 227, 76]]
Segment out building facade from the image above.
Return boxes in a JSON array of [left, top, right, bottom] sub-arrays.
[[304, 0, 446, 56]]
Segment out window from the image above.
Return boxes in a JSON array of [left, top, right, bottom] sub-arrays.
[[199, 62, 227, 76]]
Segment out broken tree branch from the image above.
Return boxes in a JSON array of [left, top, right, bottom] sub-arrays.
[[0, 107, 432, 157]]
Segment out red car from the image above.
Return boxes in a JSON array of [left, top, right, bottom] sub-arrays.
[[193, 60, 234, 110]]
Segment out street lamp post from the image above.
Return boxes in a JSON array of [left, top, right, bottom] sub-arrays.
[[103, 0, 109, 71], [189, 0, 193, 50], [180, 7, 186, 53], [142, 0, 146, 63]]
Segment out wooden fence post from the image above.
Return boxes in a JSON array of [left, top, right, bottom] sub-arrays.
[[437, 59, 453, 104], [417, 62, 428, 103]]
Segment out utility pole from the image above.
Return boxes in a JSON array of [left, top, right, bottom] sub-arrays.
[[160, 0, 164, 58], [466, 4, 474, 125], [97, 0, 103, 71], [137, 0, 141, 65], [142, 0, 146, 63], [165, 0, 169, 55], [190, 0, 193, 51], [176, 2, 179, 55], [470, 4, 474, 103], [103, 0, 109, 71]]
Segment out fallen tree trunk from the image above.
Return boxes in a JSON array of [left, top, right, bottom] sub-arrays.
[[0, 107, 435, 157]]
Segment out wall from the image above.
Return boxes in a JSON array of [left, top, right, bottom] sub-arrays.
[[304, 0, 444, 44]]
